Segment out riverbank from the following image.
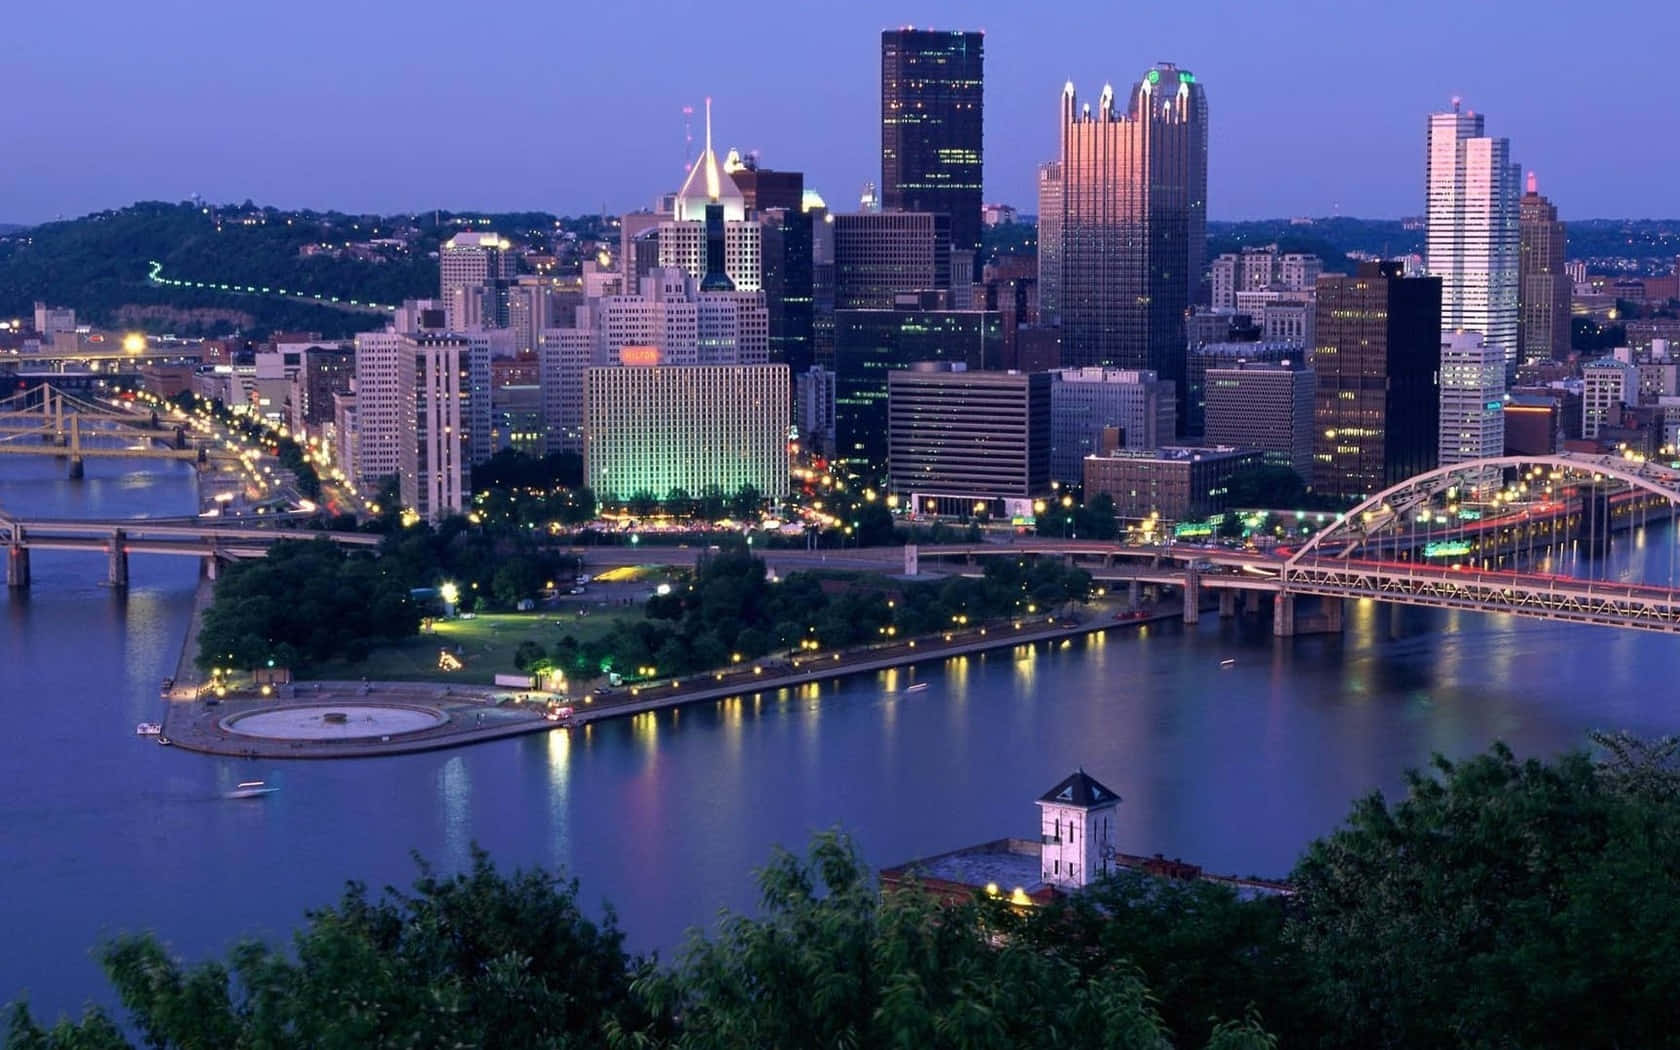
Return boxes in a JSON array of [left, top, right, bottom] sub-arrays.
[[157, 600, 1188, 758]]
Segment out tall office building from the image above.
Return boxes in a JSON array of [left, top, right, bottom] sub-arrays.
[[760, 206, 815, 378], [1204, 361, 1316, 477], [1036, 161, 1063, 324], [657, 102, 763, 291], [1311, 263, 1443, 500], [583, 356, 790, 503], [1048, 368, 1176, 482], [1057, 66, 1208, 417], [1426, 100, 1520, 376], [1184, 341, 1298, 437], [1437, 331, 1506, 471], [1518, 173, 1571, 365], [384, 334, 477, 521], [833, 212, 952, 309], [1210, 247, 1321, 311], [833, 303, 1002, 470], [1582, 357, 1636, 440], [881, 29, 984, 252], [887, 366, 1049, 517], [440, 232, 517, 331]]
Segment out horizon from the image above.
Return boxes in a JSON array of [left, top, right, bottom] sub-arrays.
[[5, 0, 1676, 225]]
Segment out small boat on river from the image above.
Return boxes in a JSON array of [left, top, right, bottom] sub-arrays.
[[226, 781, 277, 800], [903, 682, 930, 694]]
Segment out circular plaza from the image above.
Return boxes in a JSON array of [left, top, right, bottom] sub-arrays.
[[220, 703, 448, 741]]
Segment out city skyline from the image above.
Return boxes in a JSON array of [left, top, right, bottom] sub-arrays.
[[5, 0, 1677, 225]]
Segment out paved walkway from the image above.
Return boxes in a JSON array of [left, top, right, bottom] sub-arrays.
[[154, 601, 1193, 760], [159, 681, 554, 759]]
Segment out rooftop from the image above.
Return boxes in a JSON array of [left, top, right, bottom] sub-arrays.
[[881, 838, 1293, 905]]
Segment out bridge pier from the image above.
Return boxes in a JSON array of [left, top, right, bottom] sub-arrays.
[[1218, 590, 1236, 618], [108, 530, 128, 589], [1244, 590, 1261, 616], [1127, 579, 1140, 611], [203, 554, 221, 581], [67, 456, 84, 480], [1182, 570, 1200, 624], [7, 545, 29, 589], [174, 426, 188, 450], [1273, 593, 1295, 637], [1273, 593, 1343, 637]]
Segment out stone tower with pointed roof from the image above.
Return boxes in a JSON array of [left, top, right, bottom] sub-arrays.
[[1036, 769, 1120, 889]]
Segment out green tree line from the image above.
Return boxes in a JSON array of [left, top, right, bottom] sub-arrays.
[[10, 735, 1680, 1047]]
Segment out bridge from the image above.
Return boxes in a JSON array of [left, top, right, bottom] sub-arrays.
[[0, 512, 382, 590], [574, 453, 1680, 637], [0, 385, 237, 477]]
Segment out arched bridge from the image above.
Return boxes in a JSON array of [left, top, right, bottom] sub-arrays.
[[578, 452, 1680, 637]]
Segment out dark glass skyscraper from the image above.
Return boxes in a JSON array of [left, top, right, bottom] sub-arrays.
[[881, 29, 984, 252], [1310, 262, 1443, 500], [1056, 65, 1207, 423]]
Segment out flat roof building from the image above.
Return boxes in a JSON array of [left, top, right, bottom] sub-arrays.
[[888, 365, 1049, 518], [1082, 445, 1262, 522], [583, 355, 789, 505], [1203, 361, 1315, 477]]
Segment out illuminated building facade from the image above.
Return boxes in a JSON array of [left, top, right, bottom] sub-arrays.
[[1056, 65, 1208, 417], [583, 356, 790, 503], [881, 29, 984, 252], [887, 366, 1050, 517], [1310, 263, 1443, 500], [1518, 173, 1571, 365], [1427, 101, 1520, 376], [1438, 331, 1506, 468]]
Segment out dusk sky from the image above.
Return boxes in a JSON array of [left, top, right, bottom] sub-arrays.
[[6, 0, 1674, 224]]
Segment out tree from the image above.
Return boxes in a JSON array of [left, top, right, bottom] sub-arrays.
[[697, 485, 727, 520], [728, 482, 762, 521], [628, 489, 659, 518], [5, 849, 640, 1049], [1289, 742, 1680, 1050], [512, 640, 547, 672], [665, 486, 694, 518], [490, 555, 544, 608]]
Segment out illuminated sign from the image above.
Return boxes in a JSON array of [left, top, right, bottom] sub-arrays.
[[1424, 540, 1472, 558]]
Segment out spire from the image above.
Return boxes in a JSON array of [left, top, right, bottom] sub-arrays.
[[1526, 170, 1539, 195]]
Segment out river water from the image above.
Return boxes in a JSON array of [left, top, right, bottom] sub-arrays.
[[4, 455, 1679, 1021]]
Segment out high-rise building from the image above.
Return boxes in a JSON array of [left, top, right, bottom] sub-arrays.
[[1582, 357, 1637, 440], [1518, 172, 1571, 365], [1203, 361, 1316, 477], [351, 331, 406, 488], [1426, 100, 1520, 376], [1056, 67, 1208, 418], [887, 365, 1050, 517], [1036, 161, 1063, 324], [583, 356, 790, 503], [398, 334, 478, 521], [833, 303, 1002, 470], [796, 365, 837, 458], [1310, 263, 1443, 500], [658, 102, 763, 292], [1437, 332, 1506, 469], [760, 206, 815, 378], [1184, 341, 1298, 437], [439, 232, 517, 331], [1048, 368, 1177, 483], [880, 29, 984, 252], [727, 157, 804, 216], [1083, 446, 1262, 523], [1210, 247, 1321, 310], [833, 212, 952, 309]]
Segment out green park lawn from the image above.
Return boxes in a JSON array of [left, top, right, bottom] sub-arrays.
[[307, 608, 640, 685]]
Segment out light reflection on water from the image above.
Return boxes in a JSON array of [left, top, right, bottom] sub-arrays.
[[9, 454, 1680, 1022]]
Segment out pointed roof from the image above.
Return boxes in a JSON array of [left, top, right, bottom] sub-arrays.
[[1037, 769, 1121, 808], [674, 98, 745, 223]]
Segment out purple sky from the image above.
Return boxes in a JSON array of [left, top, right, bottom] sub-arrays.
[[5, 0, 1672, 224]]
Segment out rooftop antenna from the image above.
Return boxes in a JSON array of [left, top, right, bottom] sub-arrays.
[[682, 104, 696, 172]]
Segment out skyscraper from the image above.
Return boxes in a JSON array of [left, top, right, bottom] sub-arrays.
[[1036, 161, 1063, 324], [880, 29, 984, 252], [439, 232, 516, 332], [1056, 66, 1208, 419], [833, 212, 952, 310], [1437, 331, 1506, 471], [1518, 172, 1571, 365], [1311, 263, 1443, 500], [1426, 100, 1520, 376]]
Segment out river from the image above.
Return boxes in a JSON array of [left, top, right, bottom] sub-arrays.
[[4, 454, 1679, 1021]]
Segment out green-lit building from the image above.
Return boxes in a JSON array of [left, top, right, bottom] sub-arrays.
[[834, 303, 1003, 471]]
